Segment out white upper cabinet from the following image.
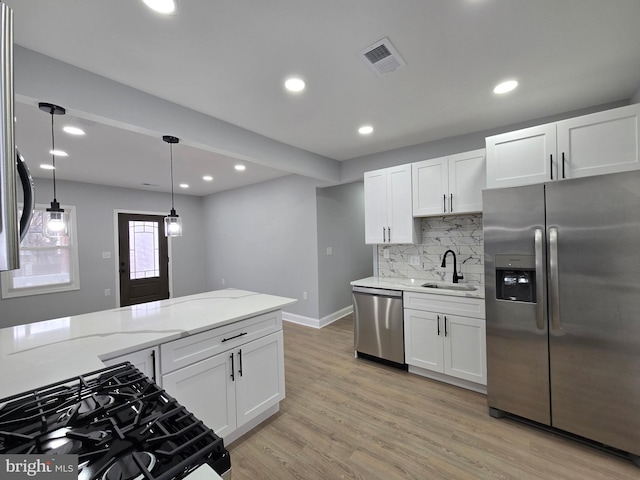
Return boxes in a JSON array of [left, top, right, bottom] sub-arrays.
[[486, 124, 557, 189], [486, 104, 640, 189], [557, 104, 640, 179], [364, 164, 418, 244], [412, 149, 486, 216]]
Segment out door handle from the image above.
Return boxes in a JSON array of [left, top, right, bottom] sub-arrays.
[[450, 193, 453, 213], [437, 315, 440, 336], [444, 316, 448, 337], [549, 227, 561, 331], [534, 228, 545, 331], [382, 226, 386, 243], [443, 194, 446, 213], [230, 353, 235, 381], [562, 152, 566, 179], [387, 227, 391, 242], [550, 154, 553, 180], [238, 349, 243, 377]]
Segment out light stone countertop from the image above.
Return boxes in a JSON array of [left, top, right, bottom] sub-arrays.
[[0, 289, 296, 400], [351, 276, 485, 299]]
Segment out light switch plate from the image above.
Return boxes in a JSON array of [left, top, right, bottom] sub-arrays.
[[410, 256, 420, 266], [383, 249, 390, 259], [102, 251, 111, 259], [326, 247, 332, 255]]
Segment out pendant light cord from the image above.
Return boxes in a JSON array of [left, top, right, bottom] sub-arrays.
[[50, 111, 57, 201], [170, 143, 175, 210]]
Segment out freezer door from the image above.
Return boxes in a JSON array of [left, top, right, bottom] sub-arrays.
[[546, 172, 640, 456], [483, 184, 551, 425]]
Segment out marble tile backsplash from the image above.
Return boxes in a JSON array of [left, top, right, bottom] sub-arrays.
[[377, 214, 484, 285]]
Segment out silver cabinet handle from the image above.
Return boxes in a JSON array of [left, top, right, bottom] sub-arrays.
[[382, 226, 386, 243], [534, 228, 545, 331], [549, 227, 561, 331]]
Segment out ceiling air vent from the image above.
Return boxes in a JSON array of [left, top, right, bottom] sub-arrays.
[[361, 37, 406, 77]]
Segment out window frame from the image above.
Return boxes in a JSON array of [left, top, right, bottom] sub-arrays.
[[1, 203, 80, 299]]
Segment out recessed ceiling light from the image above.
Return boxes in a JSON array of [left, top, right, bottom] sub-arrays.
[[493, 80, 518, 94], [284, 77, 306, 93], [63, 126, 85, 135], [142, 0, 176, 14], [235, 164, 246, 171], [203, 175, 213, 181], [359, 125, 374, 135], [49, 149, 68, 157], [40, 164, 55, 170], [179, 183, 189, 189]]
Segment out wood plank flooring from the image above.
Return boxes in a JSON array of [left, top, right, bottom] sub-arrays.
[[227, 315, 638, 479]]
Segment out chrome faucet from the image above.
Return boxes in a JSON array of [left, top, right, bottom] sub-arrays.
[[441, 249, 464, 283]]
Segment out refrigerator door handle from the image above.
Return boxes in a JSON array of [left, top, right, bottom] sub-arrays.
[[534, 228, 545, 330], [549, 227, 561, 331]]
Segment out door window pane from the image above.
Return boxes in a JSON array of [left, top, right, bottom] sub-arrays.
[[129, 221, 160, 279]]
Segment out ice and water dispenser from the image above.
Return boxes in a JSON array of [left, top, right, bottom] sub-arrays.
[[495, 254, 536, 302]]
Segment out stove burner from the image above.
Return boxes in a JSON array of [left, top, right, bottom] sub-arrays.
[[40, 436, 83, 455], [102, 452, 156, 480], [59, 395, 114, 424]]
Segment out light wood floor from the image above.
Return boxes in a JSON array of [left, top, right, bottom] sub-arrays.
[[227, 315, 638, 479]]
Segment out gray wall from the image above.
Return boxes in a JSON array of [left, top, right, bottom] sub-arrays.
[[202, 174, 326, 319], [0, 178, 206, 327], [316, 182, 372, 319]]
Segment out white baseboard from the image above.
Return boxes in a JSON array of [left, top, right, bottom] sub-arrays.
[[282, 305, 352, 329], [408, 365, 487, 394]]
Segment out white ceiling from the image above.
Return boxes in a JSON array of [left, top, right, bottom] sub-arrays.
[[6, 0, 640, 196]]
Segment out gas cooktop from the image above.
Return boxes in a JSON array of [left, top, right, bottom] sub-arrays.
[[0, 363, 230, 480]]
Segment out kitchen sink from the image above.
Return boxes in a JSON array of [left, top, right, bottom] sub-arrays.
[[421, 282, 477, 292]]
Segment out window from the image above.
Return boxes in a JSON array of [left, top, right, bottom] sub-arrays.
[[1, 204, 80, 298]]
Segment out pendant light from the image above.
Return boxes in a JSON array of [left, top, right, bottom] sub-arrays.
[[39, 102, 67, 237], [162, 135, 182, 237]]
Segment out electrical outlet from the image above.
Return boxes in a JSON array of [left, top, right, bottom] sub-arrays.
[[410, 255, 420, 266], [303, 291, 308, 300], [221, 278, 226, 286], [326, 247, 333, 255], [383, 249, 390, 259]]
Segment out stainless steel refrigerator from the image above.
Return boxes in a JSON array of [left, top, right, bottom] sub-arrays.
[[483, 170, 640, 462]]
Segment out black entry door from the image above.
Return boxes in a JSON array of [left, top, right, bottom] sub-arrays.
[[118, 213, 169, 307]]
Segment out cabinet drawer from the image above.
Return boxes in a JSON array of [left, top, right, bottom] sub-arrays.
[[161, 311, 282, 374], [403, 292, 485, 318]]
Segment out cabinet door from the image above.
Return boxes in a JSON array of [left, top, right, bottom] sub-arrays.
[[443, 315, 486, 385], [102, 347, 159, 383], [387, 164, 417, 244], [557, 103, 640, 179], [235, 331, 285, 428], [486, 124, 557, 188], [162, 352, 237, 439], [448, 149, 485, 214], [403, 309, 444, 373], [412, 157, 448, 216], [364, 168, 388, 244]]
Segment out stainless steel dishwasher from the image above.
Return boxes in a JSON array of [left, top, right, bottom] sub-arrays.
[[352, 286, 406, 368]]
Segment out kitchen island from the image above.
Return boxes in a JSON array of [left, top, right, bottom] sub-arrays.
[[0, 288, 296, 444]]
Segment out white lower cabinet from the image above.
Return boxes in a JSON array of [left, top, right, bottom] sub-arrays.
[[102, 346, 160, 383], [161, 318, 285, 443], [404, 292, 486, 391]]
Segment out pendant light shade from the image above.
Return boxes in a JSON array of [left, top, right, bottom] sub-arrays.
[[163, 135, 182, 237], [39, 102, 67, 237]]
